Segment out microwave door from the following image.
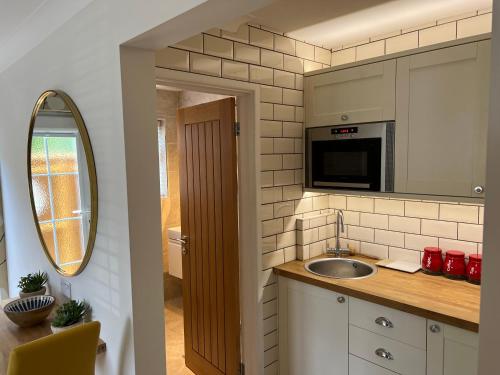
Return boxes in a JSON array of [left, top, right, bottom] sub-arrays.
[[311, 138, 382, 191]]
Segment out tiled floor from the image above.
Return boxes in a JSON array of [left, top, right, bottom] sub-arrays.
[[165, 295, 194, 375]]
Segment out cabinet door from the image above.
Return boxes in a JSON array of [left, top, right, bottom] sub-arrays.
[[427, 320, 479, 375], [395, 41, 490, 196], [305, 60, 396, 127], [278, 277, 348, 375]]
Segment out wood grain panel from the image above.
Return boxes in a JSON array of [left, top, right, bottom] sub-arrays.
[[205, 122, 219, 368], [178, 98, 239, 375], [212, 121, 226, 372]]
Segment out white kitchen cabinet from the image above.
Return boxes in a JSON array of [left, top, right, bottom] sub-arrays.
[[349, 355, 398, 375], [278, 276, 349, 375], [427, 320, 479, 375], [304, 60, 396, 127], [278, 277, 479, 375], [395, 41, 490, 197]]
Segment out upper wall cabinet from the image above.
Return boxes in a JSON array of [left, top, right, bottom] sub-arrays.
[[304, 60, 396, 127], [395, 41, 490, 197]]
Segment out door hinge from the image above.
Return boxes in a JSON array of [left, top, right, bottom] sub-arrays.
[[234, 121, 240, 136], [239, 363, 245, 375]]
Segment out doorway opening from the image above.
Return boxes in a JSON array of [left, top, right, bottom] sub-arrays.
[[156, 85, 240, 375]]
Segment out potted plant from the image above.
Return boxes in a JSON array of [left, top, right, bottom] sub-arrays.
[[18, 271, 48, 298], [51, 299, 89, 334]]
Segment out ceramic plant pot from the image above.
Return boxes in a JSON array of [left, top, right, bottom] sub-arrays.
[[51, 320, 84, 334], [19, 286, 46, 299]]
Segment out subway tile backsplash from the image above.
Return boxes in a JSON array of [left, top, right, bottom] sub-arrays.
[[296, 195, 484, 261]]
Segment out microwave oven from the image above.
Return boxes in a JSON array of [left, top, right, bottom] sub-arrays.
[[305, 121, 395, 192]]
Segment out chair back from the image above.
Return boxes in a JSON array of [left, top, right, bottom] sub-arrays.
[[7, 321, 101, 375]]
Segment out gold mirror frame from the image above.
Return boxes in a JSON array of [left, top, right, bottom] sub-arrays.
[[27, 90, 98, 277]]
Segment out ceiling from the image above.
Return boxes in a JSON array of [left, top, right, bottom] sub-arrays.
[[247, 0, 493, 49], [0, 0, 92, 73], [0, 0, 48, 47]]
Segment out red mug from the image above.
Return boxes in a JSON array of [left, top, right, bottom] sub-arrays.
[[422, 247, 443, 275], [443, 250, 466, 279], [466, 254, 482, 284]]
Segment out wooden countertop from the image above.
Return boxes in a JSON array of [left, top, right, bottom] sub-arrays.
[[0, 301, 106, 375], [274, 256, 480, 332]]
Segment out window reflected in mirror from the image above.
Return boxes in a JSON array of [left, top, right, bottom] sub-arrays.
[[28, 91, 97, 276]]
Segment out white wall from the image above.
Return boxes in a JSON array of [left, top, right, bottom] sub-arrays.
[[0, 0, 275, 374], [478, 2, 500, 374], [0, 1, 205, 374]]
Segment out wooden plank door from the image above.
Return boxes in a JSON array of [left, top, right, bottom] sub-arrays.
[[177, 98, 240, 375]]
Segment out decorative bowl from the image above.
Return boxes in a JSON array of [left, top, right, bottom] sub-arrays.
[[3, 295, 55, 327]]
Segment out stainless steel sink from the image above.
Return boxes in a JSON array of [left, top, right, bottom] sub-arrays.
[[305, 258, 377, 279]]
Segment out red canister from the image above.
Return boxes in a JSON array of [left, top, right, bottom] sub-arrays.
[[443, 250, 466, 279], [422, 247, 443, 275], [466, 254, 482, 284]]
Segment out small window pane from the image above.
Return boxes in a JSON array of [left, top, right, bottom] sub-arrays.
[[51, 175, 81, 219], [40, 222, 56, 260], [55, 219, 84, 264], [47, 137, 78, 173], [31, 136, 48, 174], [32, 176, 51, 221]]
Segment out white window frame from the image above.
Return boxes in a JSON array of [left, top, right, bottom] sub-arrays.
[[32, 131, 85, 268]]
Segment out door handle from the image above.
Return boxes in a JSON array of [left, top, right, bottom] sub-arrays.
[[375, 317, 394, 328], [474, 185, 484, 194], [172, 235, 189, 255]]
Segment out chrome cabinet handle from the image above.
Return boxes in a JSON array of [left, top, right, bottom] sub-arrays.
[[429, 324, 441, 333], [341, 114, 349, 121], [375, 348, 394, 360], [474, 185, 484, 194], [375, 317, 394, 328], [337, 296, 346, 303]]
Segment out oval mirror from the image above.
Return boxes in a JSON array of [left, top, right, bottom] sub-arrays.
[[28, 91, 97, 276]]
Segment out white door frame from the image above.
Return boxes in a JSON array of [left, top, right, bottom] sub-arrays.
[[155, 67, 264, 374]]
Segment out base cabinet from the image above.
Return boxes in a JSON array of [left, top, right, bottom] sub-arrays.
[[427, 320, 479, 375], [278, 277, 348, 375], [278, 277, 479, 375], [349, 355, 398, 375]]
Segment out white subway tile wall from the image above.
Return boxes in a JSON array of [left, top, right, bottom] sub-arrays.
[[155, 12, 490, 372], [156, 24, 333, 373], [329, 10, 492, 66], [329, 195, 483, 262]]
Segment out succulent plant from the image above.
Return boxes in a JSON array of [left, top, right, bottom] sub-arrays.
[[51, 300, 89, 328], [17, 271, 48, 293]]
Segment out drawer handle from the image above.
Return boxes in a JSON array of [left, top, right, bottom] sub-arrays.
[[341, 114, 349, 121], [375, 317, 393, 328], [474, 185, 484, 194], [337, 296, 346, 303], [429, 324, 441, 333], [375, 348, 394, 361]]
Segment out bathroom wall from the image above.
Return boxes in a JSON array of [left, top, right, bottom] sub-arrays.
[[156, 89, 181, 272]]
